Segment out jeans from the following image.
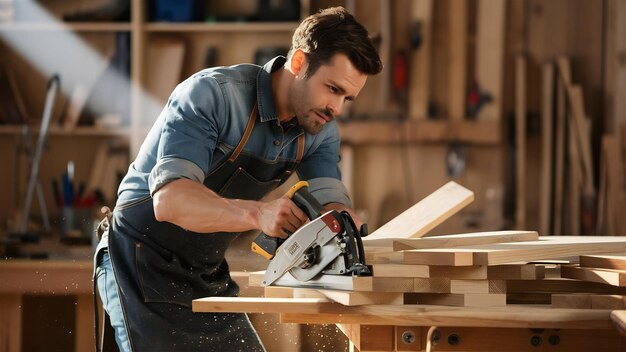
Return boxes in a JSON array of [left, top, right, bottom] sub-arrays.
[[96, 251, 132, 352]]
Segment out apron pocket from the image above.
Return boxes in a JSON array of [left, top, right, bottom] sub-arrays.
[[135, 242, 193, 308], [218, 166, 281, 200]]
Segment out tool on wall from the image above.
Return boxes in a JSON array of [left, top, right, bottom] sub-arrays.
[[467, 81, 492, 119], [16, 75, 60, 239]]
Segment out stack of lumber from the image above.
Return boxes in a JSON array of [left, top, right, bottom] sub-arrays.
[[248, 182, 626, 309], [552, 254, 626, 310]]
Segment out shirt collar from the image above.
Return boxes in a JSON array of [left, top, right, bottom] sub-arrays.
[[256, 56, 286, 123]]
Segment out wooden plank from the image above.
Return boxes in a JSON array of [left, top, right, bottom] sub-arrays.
[[515, 55, 526, 228], [553, 294, 626, 310], [406, 293, 506, 307], [567, 103, 583, 234], [539, 62, 555, 236], [352, 277, 415, 293], [408, 0, 433, 120], [194, 298, 615, 329], [487, 264, 545, 280], [447, 0, 468, 121], [508, 278, 626, 295], [561, 265, 626, 287], [403, 236, 626, 266], [557, 58, 595, 194], [580, 255, 626, 271], [553, 64, 566, 234], [592, 295, 626, 310], [364, 181, 474, 241], [413, 278, 451, 293], [250, 271, 414, 292], [370, 264, 430, 278], [552, 293, 593, 309], [449, 280, 506, 294], [316, 290, 404, 306], [475, 0, 506, 121], [385, 230, 539, 251]]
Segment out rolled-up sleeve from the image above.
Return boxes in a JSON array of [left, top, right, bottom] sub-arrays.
[[307, 177, 352, 208], [148, 75, 224, 195], [148, 157, 205, 196]]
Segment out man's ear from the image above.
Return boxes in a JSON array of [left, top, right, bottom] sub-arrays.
[[289, 49, 307, 77]]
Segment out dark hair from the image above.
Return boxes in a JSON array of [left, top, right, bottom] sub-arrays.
[[288, 7, 382, 78]]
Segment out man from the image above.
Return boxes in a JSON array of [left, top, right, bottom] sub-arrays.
[[95, 6, 382, 351]]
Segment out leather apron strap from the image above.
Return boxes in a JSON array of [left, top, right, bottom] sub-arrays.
[[228, 104, 258, 162]]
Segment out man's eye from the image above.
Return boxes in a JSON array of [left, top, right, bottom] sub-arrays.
[[329, 86, 338, 93]]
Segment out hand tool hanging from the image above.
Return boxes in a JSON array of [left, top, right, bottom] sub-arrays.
[[18, 74, 60, 237]]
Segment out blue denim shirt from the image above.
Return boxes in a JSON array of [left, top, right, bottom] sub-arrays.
[[116, 56, 351, 208]]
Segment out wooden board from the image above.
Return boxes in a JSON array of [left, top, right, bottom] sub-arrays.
[[539, 62, 555, 236], [363, 181, 474, 241], [384, 230, 538, 251], [408, 0, 433, 120], [580, 255, 626, 271], [316, 290, 405, 306], [515, 55, 527, 228], [447, 0, 468, 121], [192, 298, 615, 329], [250, 271, 414, 292], [405, 293, 506, 307], [507, 278, 626, 295], [552, 294, 626, 310], [403, 236, 626, 266], [561, 265, 626, 287], [475, 0, 506, 121], [449, 280, 506, 294]]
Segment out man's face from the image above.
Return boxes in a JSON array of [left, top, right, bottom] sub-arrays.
[[288, 53, 367, 134]]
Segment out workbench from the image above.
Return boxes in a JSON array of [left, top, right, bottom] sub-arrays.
[[0, 259, 94, 352], [193, 297, 626, 351]]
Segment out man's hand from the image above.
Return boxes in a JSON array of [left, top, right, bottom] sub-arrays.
[[257, 197, 309, 239]]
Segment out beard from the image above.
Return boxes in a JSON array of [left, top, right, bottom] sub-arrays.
[[288, 81, 332, 135], [296, 110, 331, 135]]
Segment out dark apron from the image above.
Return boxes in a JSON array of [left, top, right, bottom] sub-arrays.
[[107, 104, 304, 351]]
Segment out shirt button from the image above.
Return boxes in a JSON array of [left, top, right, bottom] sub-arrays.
[[273, 139, 281, 146]]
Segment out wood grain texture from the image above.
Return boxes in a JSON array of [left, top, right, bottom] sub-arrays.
[[561, 265, 626, 287], [403, 236, 626, 266], [193, 298, 615, 329], [389, 230, 538, 251], [364, 181, 474, 241], [580, 255, 626, 270]]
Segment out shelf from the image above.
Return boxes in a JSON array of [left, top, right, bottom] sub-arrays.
[[0, 125, 130, 137], [337, 120, 502, 145], [143, 22, 297, 32], [0, 22, 132, 32]]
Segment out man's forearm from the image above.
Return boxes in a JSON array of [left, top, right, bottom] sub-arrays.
[[153, 178, 261, 233]]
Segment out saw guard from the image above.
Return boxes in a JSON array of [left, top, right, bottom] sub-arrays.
[[261, 211, 343, 287]]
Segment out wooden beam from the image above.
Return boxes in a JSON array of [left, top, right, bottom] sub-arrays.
[[539, 62, 555, 236], [364, 181, 473, 241], [515, 55, 527, 228], [475, 0, 506, 121], [383, 230, 539, 251], [449, 280, 506, 294], [408, 0, 433, 120], [580, 255, 626, 271], [193, 298, 616, 329], [448, 0, 468, 121], [406, 293, 506, 307], [561, 265, 626, 287], [403, 236, 626, 266]]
